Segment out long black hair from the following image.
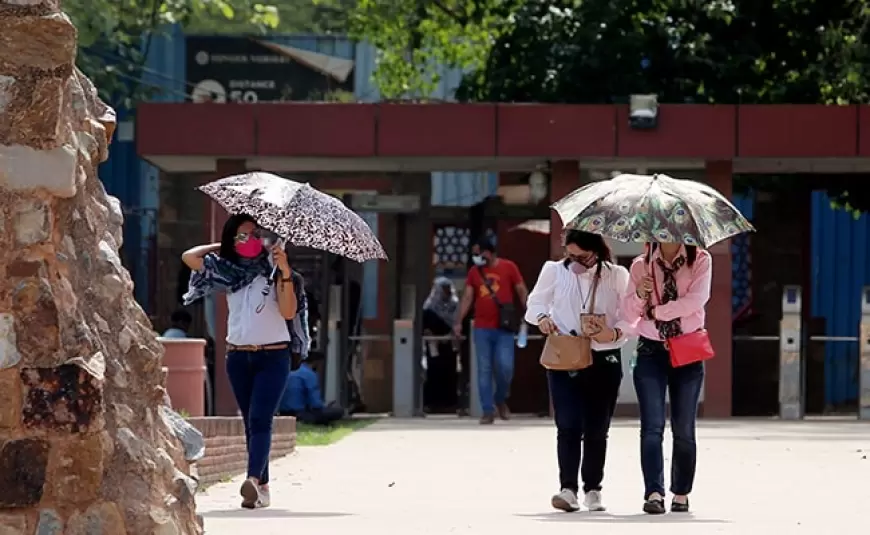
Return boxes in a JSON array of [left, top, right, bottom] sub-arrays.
[[645, 242, 698, 267], [219, 213, 257, 263], [562, 230, 613, 276]]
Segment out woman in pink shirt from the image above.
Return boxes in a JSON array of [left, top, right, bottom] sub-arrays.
[[622, 242, 712, 515]]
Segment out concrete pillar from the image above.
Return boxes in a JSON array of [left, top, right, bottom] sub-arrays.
[[549, 161, 582, 258], [703, 160, 734, 417]]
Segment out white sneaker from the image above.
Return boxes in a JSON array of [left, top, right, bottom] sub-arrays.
[[256, 486, 271, 508], [584, 490, 606, 511], [240, 478, 259, 509], [551, 489, 580, 512], [240, 479, 272, 509]]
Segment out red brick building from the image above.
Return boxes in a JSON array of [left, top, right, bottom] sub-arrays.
[[138, 102, 869, 417]]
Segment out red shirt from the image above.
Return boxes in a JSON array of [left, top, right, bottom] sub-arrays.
[[466, 259, 523, 329]]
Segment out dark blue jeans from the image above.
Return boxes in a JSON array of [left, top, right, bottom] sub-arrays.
[[548, 349, 623, 493], [226, 347, 291, 485], [633, 337, 704, 499]]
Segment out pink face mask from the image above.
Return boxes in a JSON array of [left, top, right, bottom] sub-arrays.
[[235, 237, 263, 258], [570, 262, 587, 275]]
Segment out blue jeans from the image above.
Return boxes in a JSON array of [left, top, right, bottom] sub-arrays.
[[226, 347, 291, 484], [473, 328, 515, 415], [633, 337, 704, 498]]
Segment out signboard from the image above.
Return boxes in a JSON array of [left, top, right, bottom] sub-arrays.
[[350, 193, 420, 213], [185, 36, 355, 103]]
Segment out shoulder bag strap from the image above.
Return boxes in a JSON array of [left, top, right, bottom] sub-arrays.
[[579, 270, 602, 328], [477, 266, 502, 306], [589, 270, 601, 313]]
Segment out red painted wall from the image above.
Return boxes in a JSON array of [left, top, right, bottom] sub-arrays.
[[139, 103, 869, 162]]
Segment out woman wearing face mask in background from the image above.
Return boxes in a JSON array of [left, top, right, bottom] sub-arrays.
[[182, 214, 302, 509], [422, 277, 460, 412], [525, 230, 632, 513]]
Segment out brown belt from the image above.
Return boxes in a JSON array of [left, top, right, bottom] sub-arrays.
[[226, 342, 290, 352]]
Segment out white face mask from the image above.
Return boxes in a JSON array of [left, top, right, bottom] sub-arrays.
[[472, 255, 486, 266]]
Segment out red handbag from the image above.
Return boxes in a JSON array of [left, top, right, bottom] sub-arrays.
[[651, 267, 716, 367], [665, 329, 715, 367]]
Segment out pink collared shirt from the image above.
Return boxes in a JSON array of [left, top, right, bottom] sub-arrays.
[[620, 247, 713, 341]]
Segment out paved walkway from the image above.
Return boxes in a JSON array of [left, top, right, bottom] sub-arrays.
[[197, 417, 870, 534]]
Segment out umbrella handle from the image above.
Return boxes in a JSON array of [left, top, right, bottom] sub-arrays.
[[256, 272, 276, 314], [267, 265, 279, 285], [263, 238, 286, 290], [257, 238, 286, 314]]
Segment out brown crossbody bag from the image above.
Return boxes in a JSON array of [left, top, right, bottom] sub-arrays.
[[539, 273, 600, 371]]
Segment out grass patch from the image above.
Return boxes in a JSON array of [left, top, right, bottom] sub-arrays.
[[295, 417, 379, 446]]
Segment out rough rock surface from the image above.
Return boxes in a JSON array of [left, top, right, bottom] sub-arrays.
[[0, 1, 201, 533]]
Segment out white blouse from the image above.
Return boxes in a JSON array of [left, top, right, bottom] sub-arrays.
[[226, 275, 291, 346], [524, 260, 633, 351]]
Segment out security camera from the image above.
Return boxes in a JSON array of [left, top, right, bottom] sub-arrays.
[[629, 94, 658, 130]]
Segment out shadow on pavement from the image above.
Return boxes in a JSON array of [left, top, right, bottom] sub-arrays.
[[360, 416, 552, 432], [517, 512, 731, 524], [362, 417, 870, 441], [201, 509, 352, 519], [711, 434, 867, 442]]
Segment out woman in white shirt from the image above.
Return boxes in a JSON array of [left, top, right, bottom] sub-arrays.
[[182, 214, 300, 509], [525, 230, 632, 513]]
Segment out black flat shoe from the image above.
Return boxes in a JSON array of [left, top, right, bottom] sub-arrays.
[[643, 498, 666, 515], [671, 499, 690, 513]]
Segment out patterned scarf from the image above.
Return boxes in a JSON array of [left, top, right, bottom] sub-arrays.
[[423, 277, 458, 327], [183, 252, 273, 305], [183, 252, 310, 356], [645, 256, 686, 340]]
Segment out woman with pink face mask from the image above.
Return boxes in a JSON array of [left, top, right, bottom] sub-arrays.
[[524, 230, 633, 513], [182, 214, 301, 509]]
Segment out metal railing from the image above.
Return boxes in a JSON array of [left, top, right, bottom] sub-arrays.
[[734, 285, 870, 421], [337, 286, 870, 422], [734, 335, 859, 342]]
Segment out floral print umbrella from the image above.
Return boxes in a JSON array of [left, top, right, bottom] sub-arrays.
[[552, 173, 755, 247], [199, 172, 387, 262]]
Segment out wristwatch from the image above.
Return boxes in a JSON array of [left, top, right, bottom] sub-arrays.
[[536, 313, 550, 322]]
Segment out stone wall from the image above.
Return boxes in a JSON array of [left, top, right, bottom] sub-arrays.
[[0, 1, 201, 533], [190, 417, 296, 487]]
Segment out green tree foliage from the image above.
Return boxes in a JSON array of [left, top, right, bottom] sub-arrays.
[[315, 0, 519, 99], [342, 0, 870, 210], [457, 0, 870, 105], [455, 0, 870, 210]]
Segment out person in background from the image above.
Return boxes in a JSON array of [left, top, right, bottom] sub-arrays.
[[622, 242, 712, 515], [182, 214, 302, 510], [525, 230, 631, 513], [162, 309, 192, 338], [422, 277, 460, 412], [279, 353, 345, 425], [453, 238, 529, 424]]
